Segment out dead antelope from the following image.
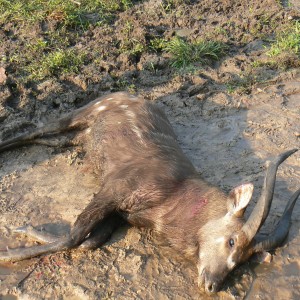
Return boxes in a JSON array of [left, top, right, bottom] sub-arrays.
[[0, 92, 299, 293]]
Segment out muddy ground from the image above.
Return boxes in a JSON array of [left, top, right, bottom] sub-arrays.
[[0, 0, 300, 299]]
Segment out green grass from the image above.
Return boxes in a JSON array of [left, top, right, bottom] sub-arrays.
[[226, 76, 255, 95], [149, 37, 168, 53], [0, 0, 138, 82], [161, 0, 185, 12], [118, 20, 145, 56], [27, 49, 87, 80], [0, 0, 133, 28], [165, 37, 227, 69], [225, 69, 272, 95], [267, 21, 300, 57], [8, 47, 87, 81], [7, 30, 88, 81]]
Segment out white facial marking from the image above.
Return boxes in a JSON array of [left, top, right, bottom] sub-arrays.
[[227, 254, 235, 269], [97, 105, 107, 111], [225, 212, 234, 218], [215, 236, 225, 244], [199, 252, 205, 260]]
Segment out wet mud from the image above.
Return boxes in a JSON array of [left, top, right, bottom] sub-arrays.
[[0, 77, 299, 299]]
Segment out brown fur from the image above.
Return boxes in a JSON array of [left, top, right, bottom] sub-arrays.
[[0, 92, 296, 293]]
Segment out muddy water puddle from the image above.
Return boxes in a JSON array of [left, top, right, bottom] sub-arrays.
[[0, 79, 300, 299]]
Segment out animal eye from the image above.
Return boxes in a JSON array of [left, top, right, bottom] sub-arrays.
[[229, 238, 235, 247]]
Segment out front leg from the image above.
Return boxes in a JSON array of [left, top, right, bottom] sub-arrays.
[[0, 191, 116, 262]]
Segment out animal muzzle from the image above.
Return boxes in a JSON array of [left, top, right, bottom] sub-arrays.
[[198, 269, 222, 293], [205, 280, 220, 293]]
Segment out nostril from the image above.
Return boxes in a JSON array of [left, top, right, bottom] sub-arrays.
[[206, 283, 213, 293], [206, 282, 217, 293]]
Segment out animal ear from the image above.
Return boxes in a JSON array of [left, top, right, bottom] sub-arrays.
[[227, 183, 254, 217]]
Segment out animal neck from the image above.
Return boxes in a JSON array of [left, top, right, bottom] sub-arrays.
[[156, 177, 228, 259]]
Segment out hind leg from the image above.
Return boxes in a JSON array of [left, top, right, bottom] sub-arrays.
[[10, 213, 124, 250], [80, 213, 124, 249], [11, 225, 61, 243], [0, 191, 115, 262]]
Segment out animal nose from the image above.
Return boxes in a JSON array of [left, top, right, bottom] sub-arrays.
[[205, 281, 218, 293]]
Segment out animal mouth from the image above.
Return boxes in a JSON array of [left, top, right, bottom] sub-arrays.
[[198, 268, 221, 293]]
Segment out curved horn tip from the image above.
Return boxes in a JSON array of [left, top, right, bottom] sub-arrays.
[[240, 148, 299, 243], [252, 188, 300, 253], [269, 148, 299, 166], [281, 148, 298, 158]]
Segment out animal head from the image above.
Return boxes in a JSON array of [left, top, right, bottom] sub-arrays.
[[196, 149, 300, 293], [197, 183, 254, 292]]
